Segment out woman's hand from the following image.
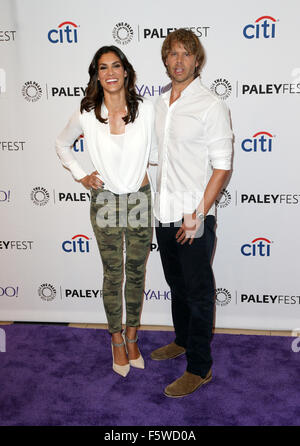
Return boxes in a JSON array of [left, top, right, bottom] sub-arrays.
[[80, 171, 104, 190]]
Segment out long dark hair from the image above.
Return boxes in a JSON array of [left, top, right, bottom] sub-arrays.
[[80, 45, 142, 124]]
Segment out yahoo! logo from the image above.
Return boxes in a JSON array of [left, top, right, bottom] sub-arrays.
[[243, 16, 277, 39], [135, 84, 163, 97], [0, 190, 11, 202], [62, 234, 90, 253], [48, 21, 79, 44], [144, 289, 171, 300], [241, 237, 272, 257], [0, 286, 19, 297], [241, 131, 274, 152]]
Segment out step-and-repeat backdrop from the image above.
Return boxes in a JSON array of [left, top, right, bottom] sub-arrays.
[[1, 0, 300, 330]]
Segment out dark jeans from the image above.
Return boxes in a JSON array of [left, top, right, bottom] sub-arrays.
[[155, 216, 216, 378]]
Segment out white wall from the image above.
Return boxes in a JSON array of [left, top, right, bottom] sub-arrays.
[[1, 0, 300, 330]]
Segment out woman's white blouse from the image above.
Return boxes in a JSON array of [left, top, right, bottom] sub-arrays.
[[55, 98, 158, 194]]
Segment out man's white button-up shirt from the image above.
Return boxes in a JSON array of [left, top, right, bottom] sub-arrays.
[[154, 77, 233, 223]]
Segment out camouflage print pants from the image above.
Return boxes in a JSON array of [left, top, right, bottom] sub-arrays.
[[90, 183, 152, 333]]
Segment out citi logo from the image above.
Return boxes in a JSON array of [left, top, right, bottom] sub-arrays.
[[241, 237, 272, 257], [48, 21, 79, 44], [243, 16, 277, 39], [73, 134, 84, 152], [62, 234, 90, 253], [241, 131, 274, 152]]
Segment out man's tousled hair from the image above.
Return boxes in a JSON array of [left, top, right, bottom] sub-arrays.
[[161, 28, 205, 78]]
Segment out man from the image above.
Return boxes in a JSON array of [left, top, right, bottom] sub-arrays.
[[151, 29, 233, 398]]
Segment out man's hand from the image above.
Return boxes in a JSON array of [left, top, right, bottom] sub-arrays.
[[175, 169, 230, 245], [80, 171, 104, 190], [175, 212, 201, 245]]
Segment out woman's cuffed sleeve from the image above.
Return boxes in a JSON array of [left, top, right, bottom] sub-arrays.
[[55, 109, 87, 180]]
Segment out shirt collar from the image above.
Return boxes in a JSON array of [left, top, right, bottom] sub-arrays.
[[180, 76, 202, 97], [161, 76, 202, 105]]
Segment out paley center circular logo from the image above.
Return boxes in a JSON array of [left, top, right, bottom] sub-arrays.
[[215, 288, 232, 306], [38, 283, 56, 301], [210, 78, 232, 100], [216, 188, 231, 208], [30, 187, 50, 206], [112, 22, 134, 45], [22, 81, 42, 102]]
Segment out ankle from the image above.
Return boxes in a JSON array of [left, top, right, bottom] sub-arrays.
[[125, 327, 138, 342], [112, 331, 124, 345]]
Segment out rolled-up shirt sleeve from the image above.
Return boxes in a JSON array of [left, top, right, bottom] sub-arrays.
[[55, 109, 87, 180], [204, 100, 233, 170]]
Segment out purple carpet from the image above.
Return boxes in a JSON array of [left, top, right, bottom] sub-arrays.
[[0, 324, 299, 426]]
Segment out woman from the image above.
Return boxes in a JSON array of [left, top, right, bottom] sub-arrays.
[[55, 46, 157, 377]]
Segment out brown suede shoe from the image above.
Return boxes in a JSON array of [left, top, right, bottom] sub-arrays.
[[164, 369, 212, 398], [150, 342, 186, 361]]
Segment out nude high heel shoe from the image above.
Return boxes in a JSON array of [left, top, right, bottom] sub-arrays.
[[123, 330, 145, 369], [111, 339, 130, 377]]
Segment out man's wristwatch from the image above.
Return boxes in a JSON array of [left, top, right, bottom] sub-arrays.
[[196, 211, 206, 223]]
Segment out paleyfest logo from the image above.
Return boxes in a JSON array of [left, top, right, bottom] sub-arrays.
[[215, 288, 232, 306], [142, 26, 210, 40], [48, 21, 79, 44], [30, 187, 50, 206], [243, 16, 277, 39], [38, 284, 56, 301], [216, 189, 231, 208], [210, 78, 232, 100], [22, 81, 42, 102], [112, 22, 134, 45]]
